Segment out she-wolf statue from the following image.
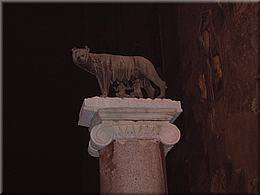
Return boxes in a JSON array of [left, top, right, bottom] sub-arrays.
[[72, 46, 166, 98]]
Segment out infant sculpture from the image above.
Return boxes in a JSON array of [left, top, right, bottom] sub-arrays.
[[72, 46, 166, 98]]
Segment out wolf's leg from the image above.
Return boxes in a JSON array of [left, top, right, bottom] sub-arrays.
[[142, 79, 155, 98], [144, 64, 166, 98], [97, 76, 110, 98]]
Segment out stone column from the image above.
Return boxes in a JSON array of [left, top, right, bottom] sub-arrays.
[[79, 97, 182, 194]]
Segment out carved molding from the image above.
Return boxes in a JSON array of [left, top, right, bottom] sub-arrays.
[[88, 121, 181, 157], [78, 97, 182, 127], [79, 97, 183, 157]]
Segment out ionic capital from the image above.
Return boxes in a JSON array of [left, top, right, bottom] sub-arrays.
[[88, 121, 180, 157], [79, 97, 183, 157]]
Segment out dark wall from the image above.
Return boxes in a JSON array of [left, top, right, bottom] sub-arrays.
[[3, 3, 180, 194], [172, 3, 259, 194]]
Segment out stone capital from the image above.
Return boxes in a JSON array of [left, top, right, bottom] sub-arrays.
[[78, 97, 182, 157]]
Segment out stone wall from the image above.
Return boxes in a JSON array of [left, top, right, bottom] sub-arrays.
[[170, 3, 258, 193]]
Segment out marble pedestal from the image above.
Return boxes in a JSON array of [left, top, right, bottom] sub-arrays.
[[79, 97, 182, 194]]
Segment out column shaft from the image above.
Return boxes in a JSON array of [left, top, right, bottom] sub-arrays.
[[99, 139, 167, 194]]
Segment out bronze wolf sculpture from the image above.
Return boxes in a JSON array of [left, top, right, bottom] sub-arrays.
[[72, 46, 166, 98]]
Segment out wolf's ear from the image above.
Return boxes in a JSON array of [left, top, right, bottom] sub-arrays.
[[85, 45, 90, 52], [71, 47, 77, 51]]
